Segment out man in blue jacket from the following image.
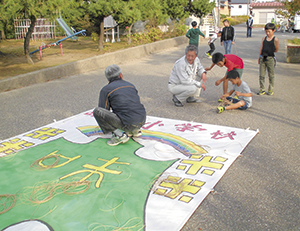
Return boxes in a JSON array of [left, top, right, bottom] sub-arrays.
[[246, 16, 254, 38], [93, 64, 146, 146]]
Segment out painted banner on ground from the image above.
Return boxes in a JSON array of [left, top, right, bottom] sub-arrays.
[[0, 110, 258, 231]]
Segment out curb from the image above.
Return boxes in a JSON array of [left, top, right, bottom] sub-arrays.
[[0, 36, 188, 93]]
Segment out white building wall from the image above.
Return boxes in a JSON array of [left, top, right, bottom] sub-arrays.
[[231, 4, 248, 16], [252, 8, 277, 24]]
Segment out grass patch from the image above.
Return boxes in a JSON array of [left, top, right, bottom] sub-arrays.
[[221, 15, 249, 26], [0, 26, 186, 80], [288, 38, 300, 45]]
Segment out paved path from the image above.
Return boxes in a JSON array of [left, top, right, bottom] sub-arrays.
[[1, 25, 300, 230]]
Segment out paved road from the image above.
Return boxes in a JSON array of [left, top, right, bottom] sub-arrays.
[[1, 24, 300, 230]]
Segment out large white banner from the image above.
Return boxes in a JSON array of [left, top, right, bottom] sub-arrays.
[[0, 110, 258, 231]]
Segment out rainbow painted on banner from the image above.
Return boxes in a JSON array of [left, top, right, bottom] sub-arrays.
[[77, 126, 207, 156]]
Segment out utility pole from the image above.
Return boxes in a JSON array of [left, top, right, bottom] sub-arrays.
[[218, 0, 221, 27], [247, 0, 250, 16]]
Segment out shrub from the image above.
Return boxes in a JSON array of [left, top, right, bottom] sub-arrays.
[[91, 32, 99, 42]]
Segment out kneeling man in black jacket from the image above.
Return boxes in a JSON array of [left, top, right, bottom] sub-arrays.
[[93, 64, 146, 146]]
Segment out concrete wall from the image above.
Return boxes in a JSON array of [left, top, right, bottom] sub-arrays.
[[287, 45, 300, 63], [0, 36, 189, 93]]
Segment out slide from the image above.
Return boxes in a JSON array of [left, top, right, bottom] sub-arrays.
[[56, 17, 78, 40]]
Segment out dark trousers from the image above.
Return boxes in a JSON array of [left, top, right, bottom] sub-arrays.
[[93, 107, 144, 134], [207, 43, 215, 55], [247, 27, 252, 37]]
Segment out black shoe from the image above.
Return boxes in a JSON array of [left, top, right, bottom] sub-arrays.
[[172, 95, 183, 107], [186, 96, 201, 103]]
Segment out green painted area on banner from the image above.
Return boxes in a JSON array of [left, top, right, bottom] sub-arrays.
[[0, 138, 177, 230]]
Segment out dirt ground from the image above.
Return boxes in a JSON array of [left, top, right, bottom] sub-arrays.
[[0, 36, 134, 80]]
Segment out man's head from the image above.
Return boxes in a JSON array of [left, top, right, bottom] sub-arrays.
[[105, 64, 122, 81], [264, 23, 276, 37], [185, 45, 198, 64], [226, 70, 240, 84], [212, 52, 225, 67], [223, 19, 230, 27], [191, 21, 197, 28]]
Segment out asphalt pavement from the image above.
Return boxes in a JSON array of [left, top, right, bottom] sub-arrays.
[[0, 24, 300, 230]]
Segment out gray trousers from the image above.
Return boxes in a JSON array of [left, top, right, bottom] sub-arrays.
[[168, 84, 199, 103], [259, 57, 275, 92], [93, 107, 144, 134]]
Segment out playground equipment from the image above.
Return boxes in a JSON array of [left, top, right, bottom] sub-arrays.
[[14, 18, 56, 40], [56, 17, 78, 41], [29, 30, 86, 59], [104, 16, 120, 43], [14, 17, 81, 41]]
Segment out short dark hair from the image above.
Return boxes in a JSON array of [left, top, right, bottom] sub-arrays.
[[265, 23, 275, 31], [191, 21, 197, 27], [185, 44, 198, 55], [212, 52, 224, 64], [226, 70, 240, 79], [223, 19, 229, 23]]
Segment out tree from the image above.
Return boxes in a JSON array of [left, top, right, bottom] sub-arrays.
[[60, 0, 91, 33], [4, 0, 66, 64], [161, 0, 189, 20], [89, 0, 123, 50], [113, 0, 141, 44], [0, 0, 6, 40], [139, 0, 168, 28], [276, 0, 300, 18], [186, 0, 215, 19]]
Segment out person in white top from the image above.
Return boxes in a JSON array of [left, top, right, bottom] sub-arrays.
[[206, 28, 221, 58], [168, 45, 207, 107]]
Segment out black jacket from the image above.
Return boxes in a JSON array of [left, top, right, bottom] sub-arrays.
[[98, 78, 146, 126], [221, 26, 235, 42]]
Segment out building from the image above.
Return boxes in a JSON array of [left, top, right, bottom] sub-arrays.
[[230, 0, 252, 16], [250, 1, 284, 24]]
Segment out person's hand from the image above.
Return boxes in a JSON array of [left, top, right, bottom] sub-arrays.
[[221, 93, 229, 99], [235, 91, 242, 97], [215, 79, 222, 86], [220, 42, 223, 46], [201, 84, 206, 91], [205, 67, 210, 71], [202, 73, 207, 83], [258, 58, 260, 64], [232, 41, 235, 45]]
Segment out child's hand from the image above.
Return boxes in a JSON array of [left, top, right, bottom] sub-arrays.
[[201, 84, 206, 91], [205, 67, 210, 71], [215, 79, 222, 86], [235, 91, 241, 97], [220, 42, 223, 46], [221, 93, 229, 99]]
